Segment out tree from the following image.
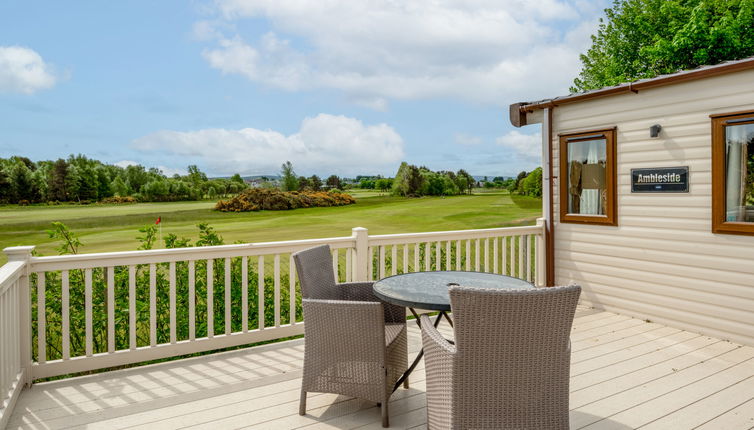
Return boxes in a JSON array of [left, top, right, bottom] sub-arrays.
[[375, 178, 392, 193], [297, 176, 311, 191], [521, 167, 543, 197], [111, 176, 128, 196], [457, 169, 474, 194], [326, 175, 341, 190], [309, 175, 322, 191], [47, 159, 69, 201], [280, 161, 298, 191], [10, 162, 36, 202], [572, 0, 754, 92], [230, 173, 245, 184], [0, 167, 11, 202]]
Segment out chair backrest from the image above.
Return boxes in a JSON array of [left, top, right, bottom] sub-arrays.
[[292, 245, 338, 300], [448, 285, 581, 428]]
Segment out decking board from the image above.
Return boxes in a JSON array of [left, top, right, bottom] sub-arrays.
[[6, 306, 753, 430]]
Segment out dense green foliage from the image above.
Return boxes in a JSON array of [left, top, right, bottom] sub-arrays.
[[0, 155, 247, 204], [391, 162, 476, 197], [572, 0, 754, 91], [507, 168, 543, 198], [214, 188, 356, 212]]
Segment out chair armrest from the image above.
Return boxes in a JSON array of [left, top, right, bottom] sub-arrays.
[[420, 315, 456, 356], [302, 298, 386, 361], [420, 314, 455, 425], [339, 282, 380, 302], [339, 281, 406, 324]]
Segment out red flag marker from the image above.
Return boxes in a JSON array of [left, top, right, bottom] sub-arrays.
[[156, 216, 161, 225]]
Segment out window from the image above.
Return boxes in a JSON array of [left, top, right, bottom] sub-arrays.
[[712, 111, 754, 235], [559, 128, 617, 225]]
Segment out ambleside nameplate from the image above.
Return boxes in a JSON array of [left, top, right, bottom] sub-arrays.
[[631, 167, 689, 193]]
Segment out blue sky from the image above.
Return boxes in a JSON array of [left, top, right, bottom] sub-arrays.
[[0, 0, 608, 178]]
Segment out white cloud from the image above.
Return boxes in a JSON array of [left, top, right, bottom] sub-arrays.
[[0, 46, 58, 94], [131, 113, 405, 176], [454, 133, 483, 146], [496, 129, 541, 161], [114, 160, 139, 168], [198, 0, 605, 108], [114, 160, 185, 177], [157, 165, 187, 177]]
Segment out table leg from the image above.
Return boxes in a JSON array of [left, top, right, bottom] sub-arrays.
[[392, 309, 447, 393]]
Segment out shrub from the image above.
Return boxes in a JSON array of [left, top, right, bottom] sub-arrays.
[[215, 188, 356, 212], [99, 196, 137, 204]]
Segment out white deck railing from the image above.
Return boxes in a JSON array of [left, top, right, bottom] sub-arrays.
[[0, 222, 544, 428]]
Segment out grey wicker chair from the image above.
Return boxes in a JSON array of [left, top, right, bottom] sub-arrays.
[[293, 245, 408, 427], [420, 285, 581, 429]]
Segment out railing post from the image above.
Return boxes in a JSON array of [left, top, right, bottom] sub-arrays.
[[4, 246, 35, 386], [535, 218, 546, 287], [352, 227, 369, 282]]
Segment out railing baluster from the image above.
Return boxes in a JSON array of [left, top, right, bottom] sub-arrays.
[[367, 247, 374, 280], [518, 235, 524, 279], [129, 265, 136, 349], [258, 256, 265, 330], [413, 243, 419, 272], [475, 239, 481, 271], [509, 236, 515, 277], [465, 240, 471, 271], [107, 266, 115, 353], [224, 257, 231, 336], [62, 270, 70, 360], [345, 248, 352, 281], [188, 261, 195, 341], [502, 237, 508, 275], [206, 259, 213, 338], [85, 268, 93, 356], [391, 245, 398, 276], [242, 256, 249, 332], [379, 246, 386, 279], [37, 272, 45, 364], [289, 254, 296, 325], [170, 262, 177, 344], [435, 242, 440, 271], [423, 242, 430, 271], [148, 264, 156, 347], [493, 238, 499, 274], [402, 244, 408, 274], [526, 235, 532, 282], [332, 249, 339, 282], [484, 238, 490, 272], [274, 254, 281, 328], [455, 240, 461, 270], [445, 241, 451, 270]]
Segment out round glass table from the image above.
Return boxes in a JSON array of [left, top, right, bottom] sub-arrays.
[[373, 271, 533, 391]]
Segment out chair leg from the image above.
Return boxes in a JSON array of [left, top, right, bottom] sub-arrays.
[[381, 396, 389, 427], [299, 390, 307, 416], [403, 377, 409, 389]]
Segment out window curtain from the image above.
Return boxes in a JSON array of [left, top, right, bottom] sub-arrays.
[[580, 142, 601, 215], [725, 124, 754, 221], [726, 125, 748, 221]]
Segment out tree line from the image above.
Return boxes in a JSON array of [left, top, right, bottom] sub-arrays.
[[0, 155, 247, 204]]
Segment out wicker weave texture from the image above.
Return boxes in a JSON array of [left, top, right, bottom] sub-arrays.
[[293, 245, 408, 427], [421, 285, 581, 430]]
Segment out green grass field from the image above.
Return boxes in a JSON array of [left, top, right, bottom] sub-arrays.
[[0, 190, 541, 264]]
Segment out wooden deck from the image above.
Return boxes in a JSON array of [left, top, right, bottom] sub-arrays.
[[7, 306, 754, 429]]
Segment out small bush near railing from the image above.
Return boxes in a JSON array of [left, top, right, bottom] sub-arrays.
[[214, 188, 355, 212]]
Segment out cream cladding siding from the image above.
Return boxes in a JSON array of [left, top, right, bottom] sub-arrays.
[[544, 69, 754, 346]]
